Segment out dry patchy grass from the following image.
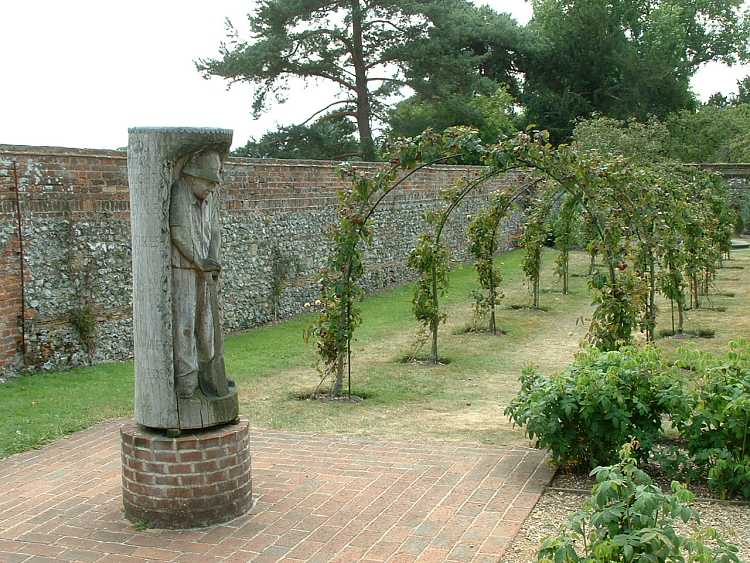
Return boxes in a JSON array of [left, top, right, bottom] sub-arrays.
[[3, 245, 747, 456]]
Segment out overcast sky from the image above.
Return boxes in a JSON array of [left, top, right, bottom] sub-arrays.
[[2, 1, 748, 151]]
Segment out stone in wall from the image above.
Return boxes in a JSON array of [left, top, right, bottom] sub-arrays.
[[0, 146, 528, 376], [22, 218, 133, 369]]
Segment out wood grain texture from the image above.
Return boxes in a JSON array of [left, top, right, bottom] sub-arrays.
[[127, 127, 233, 430]]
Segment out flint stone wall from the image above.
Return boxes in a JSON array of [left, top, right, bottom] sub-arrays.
[[0, 145, 526, 375]]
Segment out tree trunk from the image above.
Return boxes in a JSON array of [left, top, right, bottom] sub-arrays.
[[692, 274, 700, 309], [562, 252, 569, 295], [489, 282, 497, 335], [333, 353, 344, 397], [430, 317, 438, 364], [332, 288, 350, 397], [430, 262, 439, 364], [670, 299, 675, 334], [351, 0, 376, 161], [648, 258, 656, 342]]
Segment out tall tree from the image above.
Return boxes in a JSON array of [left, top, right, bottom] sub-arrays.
[[384, 5, 530, 149], [387, 85, 519, 160], [522, 0, 750, 141], [198, 0, 513, 161], [737, 75, 750, 104], [401, 4, 532, 99], [232, 114, 359, 160], [666, 102, 750, 163]]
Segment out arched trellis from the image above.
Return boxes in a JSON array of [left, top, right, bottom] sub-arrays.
[[304, 150, 464, 398], [468, 177, 546, 335], [410, 138, 640, 360], [409, 166, 540, 363], [306, 128, 735, 396], [408, 132, 733, 355], [307, 130, 648, 390]]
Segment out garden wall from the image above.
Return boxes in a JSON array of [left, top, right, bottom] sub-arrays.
[[0, 145, 526, 375]]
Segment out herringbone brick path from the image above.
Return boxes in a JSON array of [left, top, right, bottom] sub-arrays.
[[0, 422, 552, 562]]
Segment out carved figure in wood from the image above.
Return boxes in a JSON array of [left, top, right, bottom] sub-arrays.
[[128, 127, 238, 431], [170, 150, 231, 400]]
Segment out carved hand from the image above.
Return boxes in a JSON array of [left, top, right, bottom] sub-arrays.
[[200, 258, 221, 272]]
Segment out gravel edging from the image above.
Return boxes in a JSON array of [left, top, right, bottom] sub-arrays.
[[501, 490, 750, 562]]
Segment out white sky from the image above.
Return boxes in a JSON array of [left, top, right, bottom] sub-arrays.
[[1, 0, 748, 151]]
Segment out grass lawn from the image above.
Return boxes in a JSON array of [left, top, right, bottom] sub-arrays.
[[2, 245, 747, 459]]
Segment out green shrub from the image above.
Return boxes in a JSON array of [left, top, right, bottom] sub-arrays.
[[505, 347, 679, 469], [70, 304, 97, 354], [671, 340, 750, 499], [709, 455, 750, 500], [537, 442, 740, 563], [650, 445, 703, 486]]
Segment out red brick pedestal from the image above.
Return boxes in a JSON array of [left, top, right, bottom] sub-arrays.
[[120, 419, 252, 529]]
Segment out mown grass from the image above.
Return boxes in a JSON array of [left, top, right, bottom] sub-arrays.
[[2, 245, 747, 458], [2, 361, 134, 457]]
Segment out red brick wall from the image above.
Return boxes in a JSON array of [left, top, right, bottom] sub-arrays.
[[0, 145, 522, 374], [2, 144, 745, 375], [0, 231, 22, 371]]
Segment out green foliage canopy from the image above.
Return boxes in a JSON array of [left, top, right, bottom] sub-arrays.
[[232, 114, 359, 160], [666, 102, 750, 163], [522, 0, 750, 141], [198, 0, 528, 161]]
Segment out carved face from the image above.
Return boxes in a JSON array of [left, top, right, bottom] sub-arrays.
[[189, 176, 219, 201], [182, 150, 223, 199]]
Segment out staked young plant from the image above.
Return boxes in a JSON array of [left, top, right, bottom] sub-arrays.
[[521, 190, 554, 309], [587, 267, 647, 351], [303, 164, 390, 397], [581, 217, 601, 276], [466, 191, 512, 334], [694, 172, 734, 281], [553, 194, 579, 295], [408, 225, 451, 361]]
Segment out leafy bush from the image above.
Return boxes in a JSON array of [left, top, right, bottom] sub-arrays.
[[505, 347, 680, 469], [709, 455, 750, 500], [671, 340, 750, 499], [70, 304, 97, 354], [650, 445, 703, 486], [537, 442, 740, 563]]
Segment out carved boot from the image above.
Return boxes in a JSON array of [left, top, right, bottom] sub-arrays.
[[199, 358, 230, 397], [175, 370, 198, 399]]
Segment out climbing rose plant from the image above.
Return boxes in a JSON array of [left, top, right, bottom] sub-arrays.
[[306, 126, 736, 393]]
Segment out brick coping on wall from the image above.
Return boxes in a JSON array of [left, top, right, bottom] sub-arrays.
[[0, 143, 493, 174], [0, 143, 746, 376], [0, 143, 528, 375]]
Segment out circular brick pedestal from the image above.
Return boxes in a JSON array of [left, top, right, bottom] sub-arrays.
[[120, 419, 252, 529]]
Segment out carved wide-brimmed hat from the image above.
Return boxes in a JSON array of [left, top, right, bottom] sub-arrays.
[[183, 150, 222, 183]]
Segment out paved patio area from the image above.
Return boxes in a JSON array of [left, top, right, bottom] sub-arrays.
[[0, 422, 552, 562]]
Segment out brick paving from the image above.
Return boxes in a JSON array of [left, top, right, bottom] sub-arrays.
[[0, 422, 553, 562]]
